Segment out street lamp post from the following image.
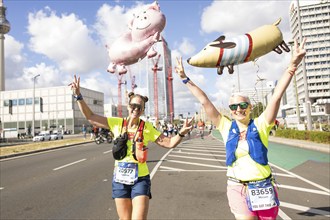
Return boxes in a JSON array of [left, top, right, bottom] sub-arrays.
[[32, 74, 40, 137], [256, 76, 266, 111], [237, 65, 241, 92], [296, 0, 313, 130]]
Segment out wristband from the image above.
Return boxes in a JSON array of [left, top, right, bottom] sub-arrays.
[[178, 132, 185, 137], [182, 77, 190, 84], [73, 94, 83, 101]]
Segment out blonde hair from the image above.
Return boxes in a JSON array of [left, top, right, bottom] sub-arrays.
[[230, 92, 251, 104]]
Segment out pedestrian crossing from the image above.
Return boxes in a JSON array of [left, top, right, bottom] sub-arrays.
[[155, 133, 330, 219]]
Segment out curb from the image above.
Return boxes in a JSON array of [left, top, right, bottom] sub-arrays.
[[0, 141, 94, 160], [269, 136, 329, 153]]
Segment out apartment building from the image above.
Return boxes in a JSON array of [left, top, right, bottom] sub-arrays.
[[287, 0, 330, 124]]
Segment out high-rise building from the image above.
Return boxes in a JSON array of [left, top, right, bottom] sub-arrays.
[[146, 38, 174, 122], [288, 0, 330, 123]]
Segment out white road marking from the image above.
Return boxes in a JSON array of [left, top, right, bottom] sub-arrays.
[[53, 158, 86, 171], [172, 151, 226, 157], [174, 148, 225, 153], [0, 187, 4, 190], [103, 150, 112, 154], [151, 136, 329, 220], [167, 159, 227, 169], [280, 201, 330, 217], [273, 173, 295, 178], [278, 208, 292, 220], [160, 168, 226, 172], [278, 184, 330, 196], [169, 154, 226, 162], [160, 166, 184, 171], [179, 146, 225, 150], [270, 162, 330, 193], [150, 148, 174, 179]]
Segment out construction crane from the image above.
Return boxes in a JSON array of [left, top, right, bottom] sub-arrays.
[[124, 68, 137, 105], [151, 53, 162, 120], [129, 68, 137, 93], [116, 73, 126, 117], [162, 37, 174, 123]]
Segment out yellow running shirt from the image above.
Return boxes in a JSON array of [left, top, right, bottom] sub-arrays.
[[108, 117, 161, 177]]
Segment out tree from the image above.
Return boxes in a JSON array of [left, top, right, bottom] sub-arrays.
[[251, 102, 264, 119]]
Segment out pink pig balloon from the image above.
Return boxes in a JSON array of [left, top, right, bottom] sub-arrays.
[[107, 1, 166, 75]]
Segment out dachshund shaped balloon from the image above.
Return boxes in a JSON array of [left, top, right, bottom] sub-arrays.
[[187, 18, 290, 75], [107, 1, 166, 75]]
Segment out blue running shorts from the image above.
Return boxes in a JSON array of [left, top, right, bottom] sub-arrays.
[[112, 175, 152, 199]]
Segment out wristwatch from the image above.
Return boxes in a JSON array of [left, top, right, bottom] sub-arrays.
[[182, 77, 190, 84], [73, 94, 83, 101]]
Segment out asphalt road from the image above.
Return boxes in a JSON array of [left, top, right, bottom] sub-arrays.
[[0, 132, 329, 220]]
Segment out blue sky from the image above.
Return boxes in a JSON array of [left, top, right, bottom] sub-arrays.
[[3, 0, 317, 117]]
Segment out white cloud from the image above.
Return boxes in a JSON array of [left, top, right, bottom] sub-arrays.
[[27, 7, 108, 75], [4, 35, 25, 80], [200, 1, 291, 37], [178, 38, 196, 56], [6, 63, 60, 90], [94, 4, 131, 44], [94, 2, 149, 46]]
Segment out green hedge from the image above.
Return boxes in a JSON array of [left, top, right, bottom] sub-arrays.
[[275, 129, 330, 144]]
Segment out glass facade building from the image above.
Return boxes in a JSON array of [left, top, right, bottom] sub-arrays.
[[0, 86, 104, 138]]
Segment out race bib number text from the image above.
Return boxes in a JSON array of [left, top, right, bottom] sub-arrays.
[[114, 162, 138, 185]]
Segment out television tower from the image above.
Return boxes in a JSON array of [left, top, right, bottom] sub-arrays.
[[0, 0, 10, 91]]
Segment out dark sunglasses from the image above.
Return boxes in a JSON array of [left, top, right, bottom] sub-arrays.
[[129, 103, 143, 111], [229, 102, 249, 111]]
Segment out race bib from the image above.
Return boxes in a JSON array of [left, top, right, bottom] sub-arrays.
[[114, 162, 138, 185], [246, 178, 279, 211]]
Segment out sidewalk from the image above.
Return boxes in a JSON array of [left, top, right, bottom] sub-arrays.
[[269, 136, 329, 153]]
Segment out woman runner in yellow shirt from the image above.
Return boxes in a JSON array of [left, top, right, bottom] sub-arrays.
[[69, 76, 193, 220]]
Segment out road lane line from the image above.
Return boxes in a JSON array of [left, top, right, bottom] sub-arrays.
[[0, 187, 4, 190], [278, 208, 292, 220], [278, 184, 330, 196], [169, 154, 226, 162], [178, 146, 226, 151], [103, 150, 112, 154], [160, 166, 184, 171], [53, 158, 86, 171], [270, 162, 330, 193], [171, 151, 226, 157], [150, 148, 174, 179], [175, 148, 225, 153], [280, 201, 330, 217], [273, 173, 295, 178], [160, 168, 226, 172], [167, 159, 227, 169]]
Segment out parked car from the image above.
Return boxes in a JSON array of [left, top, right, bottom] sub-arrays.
[[33, 133, 51, 142], [50, 132, 64, 140]]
